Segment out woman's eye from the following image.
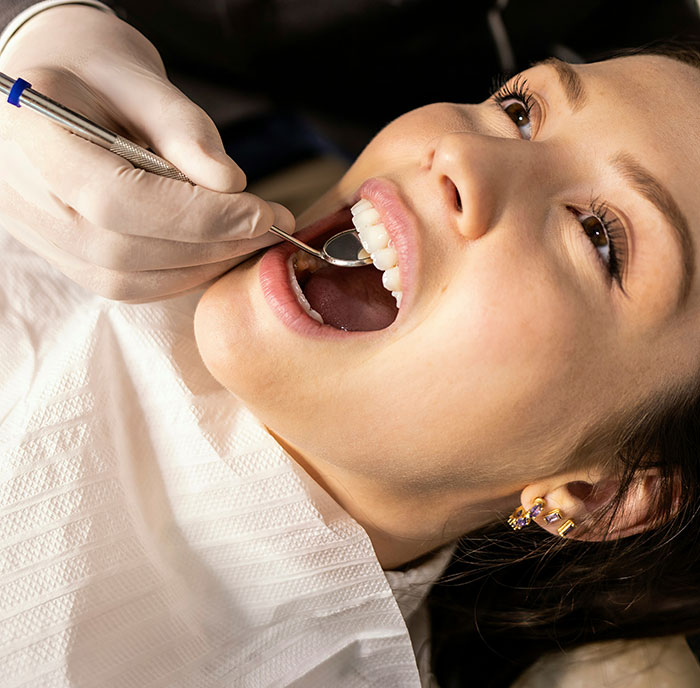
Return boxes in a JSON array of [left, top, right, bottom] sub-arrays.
[[580, 214, 610, 263], [492, 75, 536, 140], [568, 204, 627, 290], [501, 99, 533, 140]]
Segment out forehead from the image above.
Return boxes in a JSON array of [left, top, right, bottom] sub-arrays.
[[569, 54, 700, 145], [576, 54, 700, 174]]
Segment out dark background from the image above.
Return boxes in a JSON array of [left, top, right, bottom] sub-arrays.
[[114, 0, 700, 177]]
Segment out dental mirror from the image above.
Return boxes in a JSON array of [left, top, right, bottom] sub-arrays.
[[269, 225, 373, 268]]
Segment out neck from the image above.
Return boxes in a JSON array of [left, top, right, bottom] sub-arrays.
[[267, 428, 519, 570]]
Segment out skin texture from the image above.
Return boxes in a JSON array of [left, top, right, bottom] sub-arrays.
[[194, 56, 700, 569]]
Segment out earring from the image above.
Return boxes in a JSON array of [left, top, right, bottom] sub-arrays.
[[557, 519, 576, 537], [507, 505, 530, 530], [543, 508, 563, 524], [528, 497, 546, 519], [508, 497, 546, 530]]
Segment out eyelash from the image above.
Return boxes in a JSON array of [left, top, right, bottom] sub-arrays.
[[569, 201, 628, 292], [491, 76, 627, 290], [491, 74, 535, 117]]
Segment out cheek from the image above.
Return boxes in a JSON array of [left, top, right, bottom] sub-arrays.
[[327, 276, 590, 486], [380, 262, 594, 442]]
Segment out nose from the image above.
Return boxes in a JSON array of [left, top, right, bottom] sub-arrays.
[[423, 132, 536, 241]]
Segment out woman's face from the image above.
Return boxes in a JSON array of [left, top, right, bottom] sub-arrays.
[[195, 55, 700, 502]]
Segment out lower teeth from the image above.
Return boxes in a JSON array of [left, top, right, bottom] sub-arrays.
[[287, 253, 324, 324]]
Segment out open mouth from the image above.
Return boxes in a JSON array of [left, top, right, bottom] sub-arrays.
[[288, 203, 400, 331]]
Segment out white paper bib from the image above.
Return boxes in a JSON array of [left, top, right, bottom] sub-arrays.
[[0, 229, 420, 687]]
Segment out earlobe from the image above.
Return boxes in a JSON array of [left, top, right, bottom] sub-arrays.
[[519, 469, 665, 542]]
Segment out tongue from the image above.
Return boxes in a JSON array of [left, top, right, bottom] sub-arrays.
[[303, 265, 398, 331]]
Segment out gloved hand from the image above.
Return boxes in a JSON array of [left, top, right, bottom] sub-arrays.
[[0, 4, 295, 302]]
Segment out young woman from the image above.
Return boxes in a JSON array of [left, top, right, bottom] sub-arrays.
[[3, 46, 700, 687], [194, 49, 700, 685]]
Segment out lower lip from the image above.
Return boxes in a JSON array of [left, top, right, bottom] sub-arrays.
[[259, 207, 383, 340]]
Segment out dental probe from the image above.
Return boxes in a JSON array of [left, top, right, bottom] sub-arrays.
[[0, 72, 372, 268]]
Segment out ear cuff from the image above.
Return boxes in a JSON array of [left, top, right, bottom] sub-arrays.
[[508, 497, 576, 537]]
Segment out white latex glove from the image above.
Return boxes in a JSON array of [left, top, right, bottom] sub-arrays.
[[0, 4, 295, 302]]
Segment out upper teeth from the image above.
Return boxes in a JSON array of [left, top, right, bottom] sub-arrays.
[[351, 199, 403, 308]]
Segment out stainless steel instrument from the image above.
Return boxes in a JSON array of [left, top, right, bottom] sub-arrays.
[[0, 72, 371, 268]]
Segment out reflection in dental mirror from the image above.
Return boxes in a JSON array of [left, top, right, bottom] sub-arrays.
[[322, 228, 367, 262]]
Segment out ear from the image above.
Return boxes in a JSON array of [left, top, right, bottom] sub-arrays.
[[520, 468, 666, 541]]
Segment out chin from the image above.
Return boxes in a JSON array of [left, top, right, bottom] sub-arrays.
[[193, 252, 323, 417]]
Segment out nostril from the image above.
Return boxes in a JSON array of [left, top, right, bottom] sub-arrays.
[[454, 185, 462, 212], [442, 176, 462, 212]]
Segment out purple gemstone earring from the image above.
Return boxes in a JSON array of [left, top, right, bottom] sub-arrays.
[[528, 497, 546, 519], [508, 497, 546, 530], [543, 508, 563, 525], [507, 506, 531, 530]]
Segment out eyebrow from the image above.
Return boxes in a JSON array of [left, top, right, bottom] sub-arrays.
[[536, 57, 695, 309], [612, 152, 695, 308], [537, 57, 587, 112]]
